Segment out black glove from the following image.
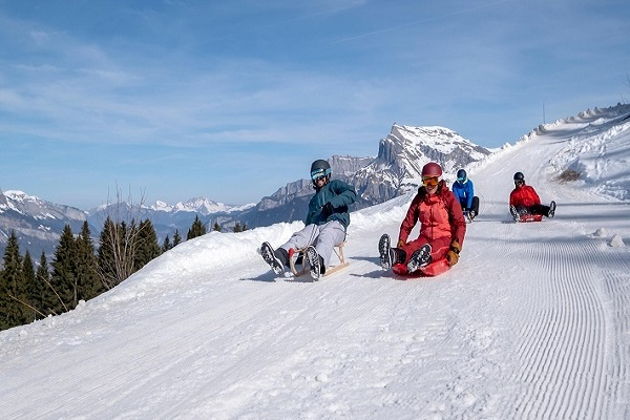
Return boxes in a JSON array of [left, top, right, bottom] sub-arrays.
[[321, 202, 334, 218]]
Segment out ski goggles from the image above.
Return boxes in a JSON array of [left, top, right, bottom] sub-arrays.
[[311, 168, 331, 181], [514, 180, 524, 186], [457, 176, 467, 183], [422, 176, 439, 187]]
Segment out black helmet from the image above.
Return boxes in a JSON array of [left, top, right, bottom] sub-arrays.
[[456, 169, 467, 183], [514, 172, 525, 185], [310, 159, 331, 181]]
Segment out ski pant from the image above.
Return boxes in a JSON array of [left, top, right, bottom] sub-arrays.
[[515, 204, 550, 217], [397, 234, 452, 265], [460, 196, 480, 214], [280, 221, 346, 268]]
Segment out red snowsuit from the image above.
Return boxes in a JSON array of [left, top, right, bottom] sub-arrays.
[[398, 182, 466, 266], [509, 185, 541, 207]]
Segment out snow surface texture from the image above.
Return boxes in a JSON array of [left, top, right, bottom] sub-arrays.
[[1, 106, 630, 419]]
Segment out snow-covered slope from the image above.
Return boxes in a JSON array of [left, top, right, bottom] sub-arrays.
[[1, 106, 629, 419]]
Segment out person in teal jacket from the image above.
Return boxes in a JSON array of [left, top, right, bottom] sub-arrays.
[[260, 159, 357, 279]]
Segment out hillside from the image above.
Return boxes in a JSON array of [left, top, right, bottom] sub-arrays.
[[1, 105, 629, 419]]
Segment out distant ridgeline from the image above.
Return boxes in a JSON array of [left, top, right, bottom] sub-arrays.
[[1, 123, 491, 261]]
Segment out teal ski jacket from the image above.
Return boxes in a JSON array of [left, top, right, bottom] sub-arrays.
[[305, 179, 357, 229]]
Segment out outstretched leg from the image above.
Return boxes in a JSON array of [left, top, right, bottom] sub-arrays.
[[313, 221, 346, 268], [529, 204, 551, 217], [279, 224, 320, 253], [471, 196, 480, 218]]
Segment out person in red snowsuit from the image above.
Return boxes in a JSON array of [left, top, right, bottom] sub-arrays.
[[379, 162, 467, 275], [509, 171, 556, 218]]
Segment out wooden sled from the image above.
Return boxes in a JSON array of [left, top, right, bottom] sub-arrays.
[[288, 243, 349, 278]]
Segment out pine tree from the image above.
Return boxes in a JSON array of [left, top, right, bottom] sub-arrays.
[[241, 223, 248, 232], [212, 222, 222, 232], [162, 235, 172, 252], [75, 221, 102, 303], [134, 219, 161, 271], [36, 252, 55, 316], [21, 251, 39, 322], [173, 230, 182, 246], [0, 231, 26, 330], [233, 222, 242, 233], [187, 215, 207, 239], [50, 225, 76, 313], [97, 217, 117, 290]]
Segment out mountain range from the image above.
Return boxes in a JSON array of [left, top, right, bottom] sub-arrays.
[[1, 123, 491, 258]]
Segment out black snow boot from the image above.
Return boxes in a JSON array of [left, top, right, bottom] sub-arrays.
[[378, 234, 392, 269], [260, 242, 287, 275], [509, 205, 519, 222], [548, 201, 556, 218], [305, 246, 325, 280], [407, 244, 432, 273]]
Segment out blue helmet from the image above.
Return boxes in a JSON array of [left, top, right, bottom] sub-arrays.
[[456, 169, 467, 184]]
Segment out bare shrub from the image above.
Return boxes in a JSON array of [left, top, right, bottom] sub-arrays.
[[557, 169, 581, 183]]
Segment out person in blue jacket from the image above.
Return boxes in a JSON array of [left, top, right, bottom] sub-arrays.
[[260, 159, 357, 279], [452, 169, 479, 220]]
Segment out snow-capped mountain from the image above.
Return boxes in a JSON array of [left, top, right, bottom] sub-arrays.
[[86, 198, 256, 243], [232, 125, 491, 227], [149, 197, 254, 215], [353, 125, 492, 205], [0, 190, 88, 257]]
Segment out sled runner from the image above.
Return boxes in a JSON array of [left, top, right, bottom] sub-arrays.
[[288, 242, 349, 279], [463, 210, 476, 223], [516, 214, 543, 223], [391, 258, 451, 278]]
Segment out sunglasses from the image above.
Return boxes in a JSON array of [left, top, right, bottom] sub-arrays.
[[422, 176, 439, 187]]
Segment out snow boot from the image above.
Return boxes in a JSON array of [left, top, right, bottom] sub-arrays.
[[305, 246, 324, 280], [260, 242, 287, 275], [509, 205, 519, 222], [407, 244, 432, 273], [378, 234, 392, 269], [548, 201, 556, 218], [379, 234, 405, 269]]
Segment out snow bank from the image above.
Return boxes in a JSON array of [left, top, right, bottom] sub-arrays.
[[546, 104, 630, 200]]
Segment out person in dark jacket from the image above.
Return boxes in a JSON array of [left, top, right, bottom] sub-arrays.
[[509, 171, 556, 220], [379, 162, 467, 275], [260, 159, 357, 279], [452, 169, 479, 220]]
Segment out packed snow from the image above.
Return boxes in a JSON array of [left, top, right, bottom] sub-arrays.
[[1, 105, 629, 419]]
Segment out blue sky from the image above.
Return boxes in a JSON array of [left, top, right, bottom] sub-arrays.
[[1, 0, 629, 209]]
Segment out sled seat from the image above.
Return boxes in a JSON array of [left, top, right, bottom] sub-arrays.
[[288, 242, 349, 277]]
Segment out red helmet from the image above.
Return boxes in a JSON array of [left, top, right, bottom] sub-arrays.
[[421, 162, 443, 177]]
